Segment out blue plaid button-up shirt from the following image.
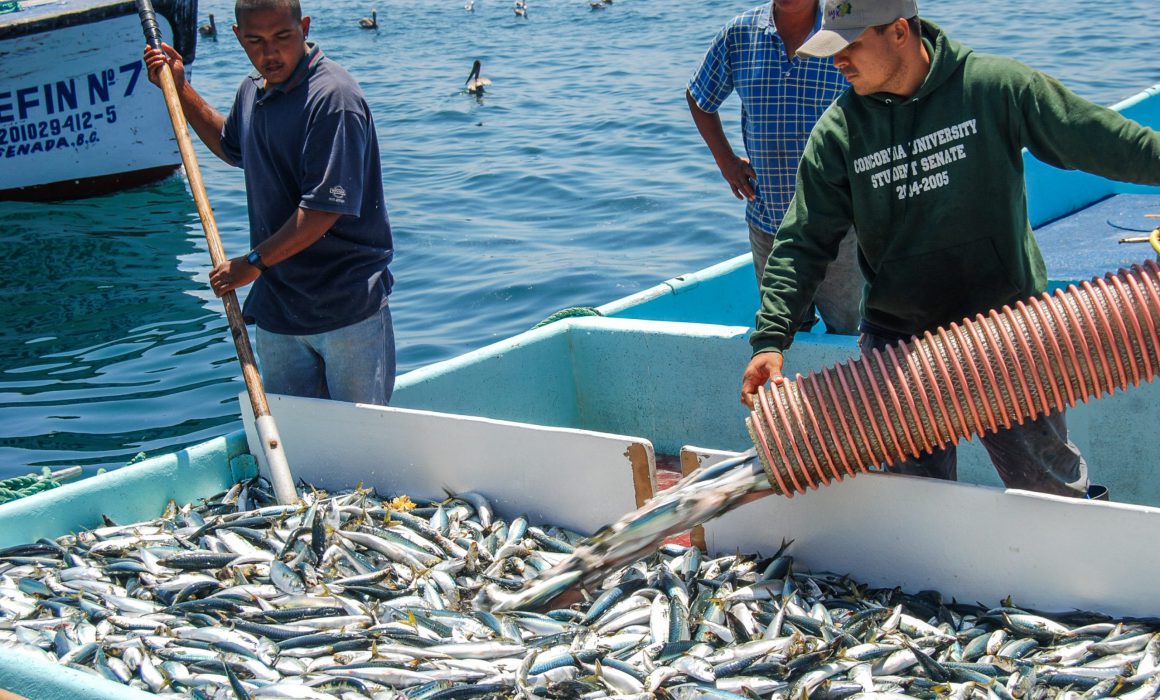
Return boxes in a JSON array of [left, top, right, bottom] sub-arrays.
[[689, 3, 848, 236]]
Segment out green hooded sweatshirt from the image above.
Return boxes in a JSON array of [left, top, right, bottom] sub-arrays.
[[751, 20, 1160, 354]]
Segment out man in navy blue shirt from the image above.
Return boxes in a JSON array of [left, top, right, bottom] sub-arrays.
[[688, 0, 861, 335], [145, 0, 396, 405]]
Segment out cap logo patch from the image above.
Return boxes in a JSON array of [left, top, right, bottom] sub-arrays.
[[828, 2, 853, 19]]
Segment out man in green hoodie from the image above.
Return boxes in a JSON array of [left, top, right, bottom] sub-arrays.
[[741, 0, 1160, 496]]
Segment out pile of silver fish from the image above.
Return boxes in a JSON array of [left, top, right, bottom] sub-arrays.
[[2, 474, 1160, 699], [490, 450, 771, 612]]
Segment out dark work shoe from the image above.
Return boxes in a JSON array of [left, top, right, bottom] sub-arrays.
[[1086, 484, 1110, 501]]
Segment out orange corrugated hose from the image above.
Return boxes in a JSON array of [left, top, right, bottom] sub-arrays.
[[748, 259, 1160, 496]]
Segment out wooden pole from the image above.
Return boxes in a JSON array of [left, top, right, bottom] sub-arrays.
[[135, 0, 297, 505]]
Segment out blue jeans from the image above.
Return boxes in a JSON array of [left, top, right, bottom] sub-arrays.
[[860, 331, 1089, 497], [255, 305, 396, 405]]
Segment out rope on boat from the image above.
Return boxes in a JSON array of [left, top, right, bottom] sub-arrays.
[[0, 452, 146, 506], [0, 467, 83, 505], [532, 306, 602, 329]]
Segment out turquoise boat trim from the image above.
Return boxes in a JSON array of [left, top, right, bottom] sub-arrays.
[[0, 646, 159, 700], [597, 254, 756, 326], [594, 252, 846, 331], [394, 315, 858, 455], [396, 321, 583, 429], [0, 431, 251, 549], [1025, 83, 1160, 227]]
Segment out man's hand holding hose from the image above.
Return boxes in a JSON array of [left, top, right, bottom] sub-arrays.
[[741, 350, 785, 408]]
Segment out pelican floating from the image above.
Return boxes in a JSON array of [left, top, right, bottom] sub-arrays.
[[464, 0, 475, 11], [198, 13, 216, 38], [514, 0, 527, 17], [359, 9, 378, 29], [465, 60, 491, 95]]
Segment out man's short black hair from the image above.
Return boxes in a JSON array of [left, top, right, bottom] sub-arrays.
[[235, 0, 302, 22]]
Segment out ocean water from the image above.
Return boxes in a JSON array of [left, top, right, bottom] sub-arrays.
[[0, 0, 1157, 474]]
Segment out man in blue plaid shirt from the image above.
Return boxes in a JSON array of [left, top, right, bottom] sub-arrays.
[[688, 0, 862, 334]]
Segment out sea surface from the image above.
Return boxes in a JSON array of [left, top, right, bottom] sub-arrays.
[[1, 0, 1157, 475]]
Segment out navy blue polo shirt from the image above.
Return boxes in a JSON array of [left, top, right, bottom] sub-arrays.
[[221, 43, 393, 335]]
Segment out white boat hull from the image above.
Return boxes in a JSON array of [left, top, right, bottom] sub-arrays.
[[0, 1, 197, 199]]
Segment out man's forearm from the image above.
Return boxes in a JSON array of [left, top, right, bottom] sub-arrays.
[[686, 90, 735, 165], [253, 208, 344, 267]]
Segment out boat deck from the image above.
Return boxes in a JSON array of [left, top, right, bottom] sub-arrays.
[[1037, 193, 1160, 284]]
